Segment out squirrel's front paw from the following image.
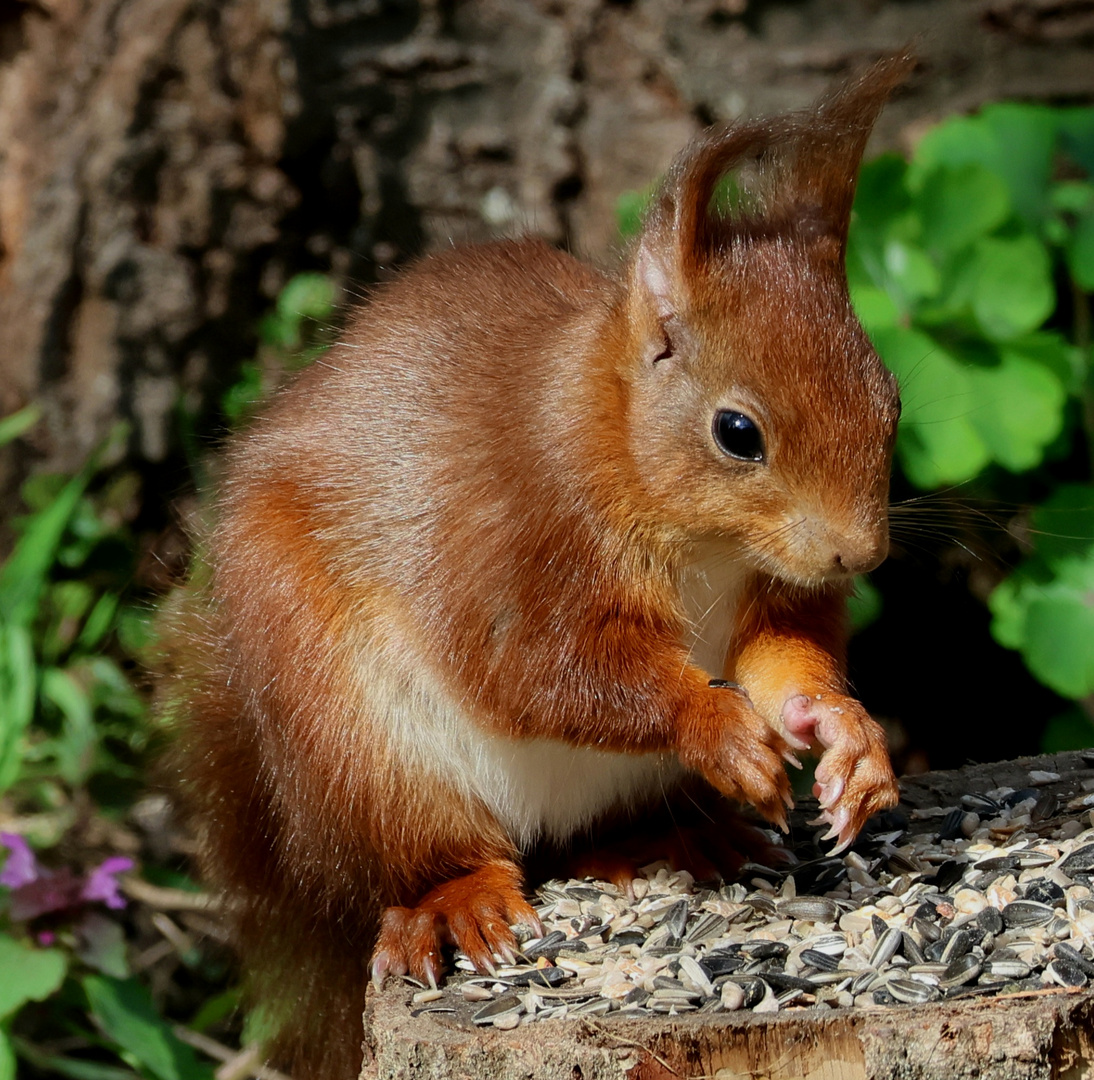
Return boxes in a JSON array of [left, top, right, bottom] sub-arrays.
[[678, 686, 795, 831], [782, 692, 898, 853]]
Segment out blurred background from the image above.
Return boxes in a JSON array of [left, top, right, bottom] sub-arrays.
[[0, 1, 1092, 1076]]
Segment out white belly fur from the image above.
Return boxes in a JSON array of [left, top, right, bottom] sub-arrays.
[[364, 542, 742, 849], [357, 630, 681, 848]]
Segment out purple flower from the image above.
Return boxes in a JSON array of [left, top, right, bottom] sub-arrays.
[[8, 866, 82, 921], [1, 832, 135, 921], [0, 831, 37, 889], [80, 857, 134, 910]]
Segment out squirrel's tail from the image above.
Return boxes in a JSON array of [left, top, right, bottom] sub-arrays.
[[158, 591, 377, 1080]]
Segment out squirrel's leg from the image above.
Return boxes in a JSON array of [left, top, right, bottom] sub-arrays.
[[371, 860, 542, 988], [727, 578, 899, 852], [477, 599, 796, 830], [564, 814, 793, 893]]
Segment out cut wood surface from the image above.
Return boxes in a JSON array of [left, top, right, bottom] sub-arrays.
[[361, 750, 1094, 1080], [363, 981, 1094, 1080]]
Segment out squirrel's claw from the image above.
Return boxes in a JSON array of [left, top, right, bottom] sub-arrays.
[[370, 862, 538, 990], [783, 691, 898, 852]]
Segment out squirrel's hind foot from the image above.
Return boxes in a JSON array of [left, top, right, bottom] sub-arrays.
[[370, 861, 543, 989]]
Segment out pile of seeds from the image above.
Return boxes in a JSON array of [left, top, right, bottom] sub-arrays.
[[408, 758, 1094, 1028]]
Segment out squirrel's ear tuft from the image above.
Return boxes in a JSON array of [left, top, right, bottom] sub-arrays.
[[785, 51, 916, 248], [636, 50, 915, 272]]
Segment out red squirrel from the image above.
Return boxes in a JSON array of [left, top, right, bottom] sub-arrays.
[[163, 53, 911, 1078]]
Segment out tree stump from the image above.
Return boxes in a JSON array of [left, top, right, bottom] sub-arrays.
[[362, 750, 1094, 1080]]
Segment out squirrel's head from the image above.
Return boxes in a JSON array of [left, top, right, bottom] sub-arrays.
[[621, 53, 913, 587]]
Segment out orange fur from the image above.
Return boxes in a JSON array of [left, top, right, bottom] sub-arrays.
[[160, 53, 913, 1079]]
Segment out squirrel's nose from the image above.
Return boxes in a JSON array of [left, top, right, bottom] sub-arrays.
[[831, 535, 888, 576]]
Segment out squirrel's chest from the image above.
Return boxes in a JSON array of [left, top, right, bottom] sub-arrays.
[[365, 543, 746, 849], [674, 539, 750, 679]]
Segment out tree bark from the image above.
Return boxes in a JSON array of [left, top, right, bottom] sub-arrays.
[[0, 0, 1090, 488]]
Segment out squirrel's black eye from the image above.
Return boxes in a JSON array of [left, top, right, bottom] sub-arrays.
[[713, 410, 765, 462]]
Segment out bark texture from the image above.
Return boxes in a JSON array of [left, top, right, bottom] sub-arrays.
[[0, 0, 1091, 484], [362, 985, 1094, 1080]]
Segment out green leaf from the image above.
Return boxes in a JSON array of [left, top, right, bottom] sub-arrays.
[[41, 667, 97, 785], [916, 163, 1010, 253], [115, 607, 156, 656], [1028, 484, 1094, 570], [963, 345, 1067, 473], [83, 976, 214, 1080], [76, 913, 130, 979], [0, 473, 91, 628], [978, 103, 1057, 226], [0, 935, 68, 1019], [1068, 210, 1094, 291], [850, 283, 900, 331], [852, 154, 911, 230], [910, 106, 1057, 228], [0, 404, 42, 447], [77, 592, 120, 653], [988, 576, 1024, 650], [871, 326, 989, 487], [616, 189, 649, 239], [220, 361, 264, 427], [0, 622, 36, 793], [1023, 589, 1094, 699], [991, 575, 1094, 700], [1059, 106, 1094, 176], [1040, 708, 1094, 753], [0, 1031, 14, 1080], [910, 116, 1000, 183], [83, 656, 145, 722], [188, 989, 240, 1034], [12, 1036, 139, 1080], [276, 272, 335, 326], [0, 425, 126, 628], [848, 576, 882, 632], [43, 580, 96, 663], [258, 273, 336, 356], [971, 234, 1055, 341], [1005, 331, 1084, 396], [990, 487, 1094, 699], [883, 238, 940, 305], [1051, 180, 1094, 215]]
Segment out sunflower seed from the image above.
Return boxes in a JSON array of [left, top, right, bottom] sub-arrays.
[[472, 993, 524, 1025], [940, 928, 973, 964], [1062, 844, 1094, 877], [1002, 900, 1055, 928], [800, 949, 841, 972], [1054, 942, 1094, 977], [986, 958, 1031, 979], [777, 896, 839, 923], [869, 926, 904, 968], [887, 978, 939, 1004], [940, 954, 981, 989], [1047, 959, 1088, 988], [677, 955, 715, 997]]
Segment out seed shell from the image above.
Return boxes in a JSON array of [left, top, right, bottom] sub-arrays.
[[1047, 959, 1088, 988], [776, 896, 840, 923], [1002, 900, 1055, 928], [435, 767, 1094, 1026], [887, 978, 939, 1005]]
